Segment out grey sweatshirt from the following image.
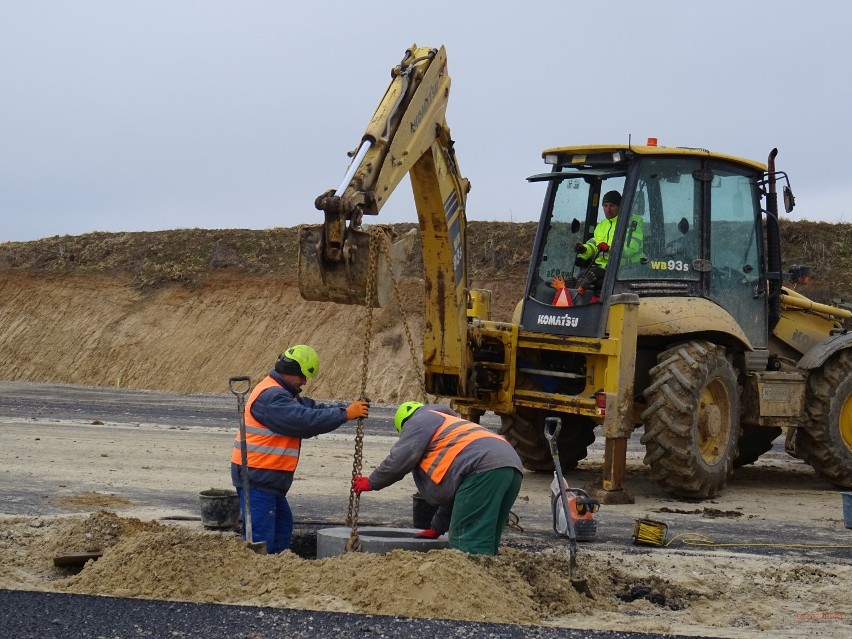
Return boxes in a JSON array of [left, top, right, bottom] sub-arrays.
[[368, 404, 522, 533]]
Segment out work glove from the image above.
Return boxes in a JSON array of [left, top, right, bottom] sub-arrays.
[[573, 242, 586, 254], [346, 400, 370, 420], [597, 242, 610, 252], [551, 275, 565, 290], [352, 475, 372, 494], [414, 528, 441, 539]]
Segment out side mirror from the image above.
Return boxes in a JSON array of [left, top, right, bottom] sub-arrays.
[[677, 217, 690, 235], [571, 218, 581, 233], [783, 185, 796, 213]]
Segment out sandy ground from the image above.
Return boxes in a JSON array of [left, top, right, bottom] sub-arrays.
[[1, 411, 850, 638]]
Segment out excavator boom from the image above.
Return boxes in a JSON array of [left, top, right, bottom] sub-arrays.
[[298, 44, 473, 391]]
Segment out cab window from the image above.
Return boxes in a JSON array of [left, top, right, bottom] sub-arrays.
[[618, 157, 701, 282]]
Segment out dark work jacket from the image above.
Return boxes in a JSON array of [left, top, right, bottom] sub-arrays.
[[230, 370, 347, 496]]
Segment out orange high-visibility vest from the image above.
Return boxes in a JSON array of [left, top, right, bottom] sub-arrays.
[[418, 411, 506, 484], [231, 376, 301, 472]]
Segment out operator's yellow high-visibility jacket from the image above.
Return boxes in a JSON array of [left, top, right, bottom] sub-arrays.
[[577, 213, 645, 268]]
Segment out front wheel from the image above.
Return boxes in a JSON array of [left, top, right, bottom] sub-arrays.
[[798, 351, 852, 488], [640, 340, 740, 499], [498, 407, 595, 474]]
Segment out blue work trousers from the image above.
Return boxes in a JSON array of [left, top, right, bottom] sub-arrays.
[[236, 486, 293, 554]]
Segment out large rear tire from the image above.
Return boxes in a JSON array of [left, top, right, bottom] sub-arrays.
[[798, 351, 852, 488], [498, 407, 596, 473], [640, 340, 740, 499]]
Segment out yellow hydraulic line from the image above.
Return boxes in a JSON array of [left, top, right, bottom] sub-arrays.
[[779, 293, 852, 319]]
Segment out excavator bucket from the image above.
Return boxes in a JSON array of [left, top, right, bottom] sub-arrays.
[[298, 225, 417, 308]]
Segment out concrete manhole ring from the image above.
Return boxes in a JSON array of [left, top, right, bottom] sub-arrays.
[[316, 526, 448, 558]]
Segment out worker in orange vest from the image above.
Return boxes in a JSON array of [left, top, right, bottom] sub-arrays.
[[352, 402, 523, 555], [231, 344, 369, 553]]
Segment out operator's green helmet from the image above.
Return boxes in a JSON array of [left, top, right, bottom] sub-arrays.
[[394, 401, 424, 433], [277, 344, 319, 379]]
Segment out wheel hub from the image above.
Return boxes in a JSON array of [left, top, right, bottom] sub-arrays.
[[697, 379, 731, 465], [840, 393, 852, 452], [699, 404, 722, 438]]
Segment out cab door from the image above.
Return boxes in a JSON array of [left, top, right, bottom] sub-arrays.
[[614, 157, 767, 349], [705, 163, 767, 349]]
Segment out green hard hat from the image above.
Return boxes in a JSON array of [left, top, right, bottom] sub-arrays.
[[394, 401, 424, 433], [280, 344, 319, 379]]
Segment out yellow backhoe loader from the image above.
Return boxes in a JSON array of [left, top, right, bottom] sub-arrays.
[[299, 44, 852, 502]]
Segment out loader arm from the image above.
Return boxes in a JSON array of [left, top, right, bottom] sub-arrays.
[[298, 44, 473, 393]]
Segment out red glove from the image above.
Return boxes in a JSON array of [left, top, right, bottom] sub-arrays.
[[597, 242, 610, 252], [551, 275, 565, 290], [574, 242, 586, 253], [346, 400, 370, 420], [414, 528, 440, 539], [352, 475, 372, 494]]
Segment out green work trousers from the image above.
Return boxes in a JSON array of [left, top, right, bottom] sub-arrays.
[[448, 467, 523, 555]]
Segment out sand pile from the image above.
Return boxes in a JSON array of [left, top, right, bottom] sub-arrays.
[[2, 511, 849, 637]]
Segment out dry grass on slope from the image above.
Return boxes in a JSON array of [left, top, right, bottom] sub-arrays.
[[0, 219, 849, 302], [0, 222, 538, 291]]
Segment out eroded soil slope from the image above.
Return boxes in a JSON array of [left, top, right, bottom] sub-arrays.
[[0, 223, 533, 400], [1, 220, 850, 399]]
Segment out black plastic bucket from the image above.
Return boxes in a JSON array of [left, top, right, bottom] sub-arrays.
[[199, 488, 240, 529], [412, 492, 438, 529]]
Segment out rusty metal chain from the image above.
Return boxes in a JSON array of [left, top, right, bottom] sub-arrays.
[[345, 226, 384, 553], [506, 510, 524, 533], [380, 231, 428, 403]]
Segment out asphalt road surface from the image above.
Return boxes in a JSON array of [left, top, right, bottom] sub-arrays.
[[0, 589, 725, 639]]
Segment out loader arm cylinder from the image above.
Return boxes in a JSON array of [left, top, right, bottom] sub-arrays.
[[335, 140, 373, 196]]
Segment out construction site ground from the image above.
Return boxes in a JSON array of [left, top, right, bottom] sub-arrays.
[[0, 382, 849, 639]]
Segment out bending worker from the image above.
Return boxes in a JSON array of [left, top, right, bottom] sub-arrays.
[[352, 402, 523, 555], [231, 344, 369, 553], [572, 189, 644, 292]]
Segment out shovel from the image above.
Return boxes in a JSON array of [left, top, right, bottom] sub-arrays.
[[544, 416, 592, 597], [229, 376, 267, 555]]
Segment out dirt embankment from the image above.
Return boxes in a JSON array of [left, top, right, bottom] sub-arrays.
[[0, 223, 534, 401], [1, 220, 850, 400]]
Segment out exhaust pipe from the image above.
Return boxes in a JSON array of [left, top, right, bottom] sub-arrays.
[[766, 148, 782, 330]]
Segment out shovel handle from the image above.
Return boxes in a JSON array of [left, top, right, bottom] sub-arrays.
[[228, 376, 252, 399], [228, 375, 255, 544], [544, 416, 561, 457], [543, 416, 561, 440]]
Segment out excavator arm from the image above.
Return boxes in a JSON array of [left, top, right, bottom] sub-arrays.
[[298, 44, 474, 394]]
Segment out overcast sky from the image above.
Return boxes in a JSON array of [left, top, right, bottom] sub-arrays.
[[2, 1, 850, 242]]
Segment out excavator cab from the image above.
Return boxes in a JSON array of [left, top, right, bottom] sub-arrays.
[[521, 144, 770, 350]]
